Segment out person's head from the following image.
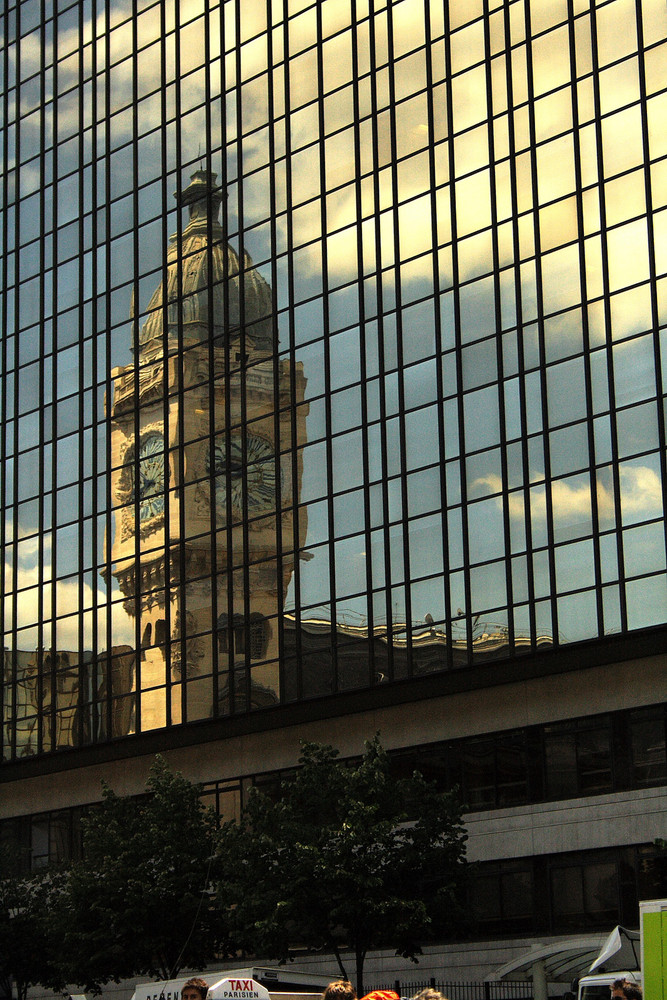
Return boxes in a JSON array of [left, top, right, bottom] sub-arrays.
[[323, 982, 356, 1000], [412, 991, 449, 1000], [182, 979, 209, 1000], [611, 980, 642, 1000], [360, 992, 400, 1000]]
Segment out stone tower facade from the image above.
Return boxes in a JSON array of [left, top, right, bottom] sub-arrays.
[[108, 170, 308, 729]]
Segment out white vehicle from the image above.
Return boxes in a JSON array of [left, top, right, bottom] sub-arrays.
[[576, 899, 667, 1000], [576, 971, 642, 1000], [575, 922, 640, 1000], [132, 969, 332, 1000]]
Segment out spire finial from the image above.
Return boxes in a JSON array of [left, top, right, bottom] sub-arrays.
[[175, 169, 223, 230]]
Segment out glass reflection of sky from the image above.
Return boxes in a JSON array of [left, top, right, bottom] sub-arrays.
[[4, 0, 667, 668]]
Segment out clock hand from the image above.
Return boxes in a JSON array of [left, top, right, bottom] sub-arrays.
[[140, 475, 156, 494]]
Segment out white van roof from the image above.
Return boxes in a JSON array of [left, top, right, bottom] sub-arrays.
[[132, 968, 332, 1000], [578, 972, 642, 985]]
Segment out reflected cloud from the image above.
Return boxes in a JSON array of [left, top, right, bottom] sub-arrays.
[[474, 464, 664, 524], [3, 518, 133, 649], [615, 463, 664, 517], [4, 573, 134, 649], [12, 2, 655, 311]]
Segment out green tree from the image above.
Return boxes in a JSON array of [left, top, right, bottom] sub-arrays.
[[218, 737, 468, 996], [59, 756, 224, 992], [0, 847, 67, 1000]]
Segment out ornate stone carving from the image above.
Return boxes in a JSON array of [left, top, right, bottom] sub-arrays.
[[170, 610, 206, 678]]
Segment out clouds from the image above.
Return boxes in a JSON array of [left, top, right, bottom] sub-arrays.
[[11, 0, 663, 314], [472, 463, 664, 529], [3, 519, 134, 651], [616, 462, 664, 520], [6, 0, 667, 654]]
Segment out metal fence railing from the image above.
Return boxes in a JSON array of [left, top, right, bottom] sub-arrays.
[[368, 980, 534, 1000]]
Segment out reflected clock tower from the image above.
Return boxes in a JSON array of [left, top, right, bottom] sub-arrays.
[[107, 169, 308, 729]]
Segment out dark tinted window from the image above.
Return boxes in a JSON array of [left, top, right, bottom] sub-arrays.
[[630, 715, 667, 785]]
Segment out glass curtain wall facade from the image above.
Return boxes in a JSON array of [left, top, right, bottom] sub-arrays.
[[2, 0, 667, 757]]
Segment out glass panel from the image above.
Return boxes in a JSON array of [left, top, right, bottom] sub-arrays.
[[630, 716, 667, 785], [583, 862, 618, 924], [463, 741, 496, 809], [545, 730, 578, 798], [551, 866, 585, 927], [577, 729, 612, 793], [2, 0, 667, 766]]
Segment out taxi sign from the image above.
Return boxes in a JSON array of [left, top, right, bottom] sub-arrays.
[[208, 979, 272, 1000]]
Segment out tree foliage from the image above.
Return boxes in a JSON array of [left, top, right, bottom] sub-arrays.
[[217, 737, 468, 996], [59, 756, 224, 991], [1, 747, 467, 998], [0, 846, 67, 1000]]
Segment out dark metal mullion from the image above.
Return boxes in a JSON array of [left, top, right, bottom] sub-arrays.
[[47, 9, 59, 753], [87, 33, 102, 743], [173, 0, 188, 726], [222, 20, 237, 715], [422, 0, 453, 670], [233, 0, 251, 711], [634, 0, 667, 586], [91, 0, 113, 744], [216, 7, 234, 715], [587, 2, 628, 633], [6, 3, 20, 759], [215, 4, 234, 716], [36, 1, 48, 756], [129, 0, 150, 733], [386, 0, 413, 672], [312, 3, 340, 694], [280, 0, 305, 703], [202, 0, 220, 717], [106, 4, 141, 735], [12, 11, 26, 753], [483, 0, 516, 651], [156, 0, 171, 732], [264, 0, 288, 703], [523, 0, 560, 646], [350, 0, 377, 687], [76, 0, 88, 749], [502, 1, 538, 649], [0, 0, 10, 757], [566, 0, 605, 639], [443, 7, 473, 665], [368, 4, 395, 681]]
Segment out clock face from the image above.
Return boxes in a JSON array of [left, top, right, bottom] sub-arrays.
[[208, 433, 277, 517], [134, 433, 166, 522]]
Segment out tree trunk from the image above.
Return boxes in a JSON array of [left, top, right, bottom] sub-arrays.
[[354, 945, 366, 999], [332, 943, 349, 983]]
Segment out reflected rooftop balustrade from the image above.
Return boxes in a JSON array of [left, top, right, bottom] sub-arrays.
[[3, 617, 555, 754]]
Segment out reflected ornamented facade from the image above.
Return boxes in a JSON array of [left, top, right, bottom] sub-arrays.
[[3, 0, 667, 755], [2, 645, 135, 756], [107, 169, 309, 729]]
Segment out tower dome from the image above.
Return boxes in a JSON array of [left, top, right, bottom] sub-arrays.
[[136, 170, 274, 351]]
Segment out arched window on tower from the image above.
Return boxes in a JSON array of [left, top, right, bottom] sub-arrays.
[[155, 619, 167, 648], [141, 623, 152, 661], [249, 613, 270, 659], [217, 613, 269, 660]]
